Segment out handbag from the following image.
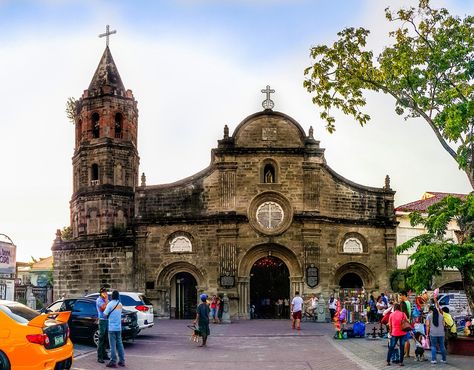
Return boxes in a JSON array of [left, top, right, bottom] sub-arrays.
[[401, 318, 412, 332]]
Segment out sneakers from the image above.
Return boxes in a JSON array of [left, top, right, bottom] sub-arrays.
[[431, 360, 437, 364], [118, 362, 125, 367], [97, 359, 105, 364], [106, 362, 118, 368], [440, 360, 447, 363]]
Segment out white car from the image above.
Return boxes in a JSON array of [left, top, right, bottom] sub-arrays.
[[87, 292, 154, 332]]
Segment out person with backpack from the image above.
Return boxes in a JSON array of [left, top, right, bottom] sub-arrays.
[[442, 307, 457, 349]]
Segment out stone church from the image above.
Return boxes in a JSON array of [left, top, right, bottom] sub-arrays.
[[53, 45, 397, 319]]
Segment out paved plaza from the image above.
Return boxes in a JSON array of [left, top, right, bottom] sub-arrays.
[[72, 320, 473, 370]]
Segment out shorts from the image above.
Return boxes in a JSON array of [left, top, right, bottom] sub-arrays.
[[292, 311, 302, 320], [210, 308, 217, 317]]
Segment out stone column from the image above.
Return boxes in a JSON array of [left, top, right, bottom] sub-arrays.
[[237, 277, 249, 319]]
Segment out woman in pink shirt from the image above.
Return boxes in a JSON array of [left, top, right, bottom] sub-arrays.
[[387, 303, 408, 366]]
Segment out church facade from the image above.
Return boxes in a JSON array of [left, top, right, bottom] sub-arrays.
[[53, 46, 397, 319]]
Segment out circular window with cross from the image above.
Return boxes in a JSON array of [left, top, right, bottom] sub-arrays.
[[248, 192, 293, 236]]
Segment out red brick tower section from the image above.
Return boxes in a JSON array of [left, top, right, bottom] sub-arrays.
[[70, 46, 139, 238]]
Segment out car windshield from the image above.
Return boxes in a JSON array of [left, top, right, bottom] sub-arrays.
[[0, 302, 40, 323]]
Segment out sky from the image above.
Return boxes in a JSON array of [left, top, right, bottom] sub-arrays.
[[0, 0, 472, 262]]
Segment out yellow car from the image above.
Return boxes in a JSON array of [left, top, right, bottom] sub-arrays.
[[0, 300, 73, 370]]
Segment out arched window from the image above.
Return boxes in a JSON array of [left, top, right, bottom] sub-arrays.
[[92, 113, 100, 138], [260, 159, 278, 184], [91, 164, 99, 185], [263, 164, 276, 183], [115, 113, 123, 138]]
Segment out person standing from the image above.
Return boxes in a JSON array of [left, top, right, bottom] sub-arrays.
[[376, 296, 386, 322], [194, 294, 210, 347], [217, 296, 224, 324], [369, 295, 377, 323], [95, 287, 109, 364], [290, 291, 304, 330], [386, 303, 408, 366], [400, 291, 412, 358], [426, 297, 447, 364], [328, 294, 337, 321], [210, 295, 218, 324], [104, 290, 125, 368]]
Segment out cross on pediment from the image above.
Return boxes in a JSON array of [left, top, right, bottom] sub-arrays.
[[261, 85, 275, 110], [99, 25, 117, 47]]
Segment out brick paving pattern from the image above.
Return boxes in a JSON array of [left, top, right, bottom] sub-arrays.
[[71, 321, 473, 370]]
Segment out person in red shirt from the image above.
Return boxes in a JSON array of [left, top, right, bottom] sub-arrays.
[[387, 303, 408, 366]]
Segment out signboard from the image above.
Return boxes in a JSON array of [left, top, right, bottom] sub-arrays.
[[0, 279, 15, 300], [0, 241, 16, 274], [306, 266, 319, 288], [220, 275, 235, 288]]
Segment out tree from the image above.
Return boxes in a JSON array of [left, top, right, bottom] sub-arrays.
[[303, 0, 474, 188], [60, 226, 73, 241], [396, 195, 474, 312]]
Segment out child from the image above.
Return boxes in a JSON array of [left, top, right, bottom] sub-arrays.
[[414, 331, 427, 361]]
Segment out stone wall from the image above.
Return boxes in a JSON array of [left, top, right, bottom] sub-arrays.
[[53, 238, 135, 299]]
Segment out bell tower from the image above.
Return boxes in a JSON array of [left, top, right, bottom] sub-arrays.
[[70, 45, 139, 238]]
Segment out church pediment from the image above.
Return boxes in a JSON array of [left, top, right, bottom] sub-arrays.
[[233, 111, 307, 148]]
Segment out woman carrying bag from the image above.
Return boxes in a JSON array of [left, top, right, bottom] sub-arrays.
[[426, 297, 447, 364], [386, 303, 408, 366]]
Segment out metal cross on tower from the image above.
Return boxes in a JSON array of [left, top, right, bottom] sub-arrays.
[[261, 85, 275, 110], [99, 25, 117, 47]]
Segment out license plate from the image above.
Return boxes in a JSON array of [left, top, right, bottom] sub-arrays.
[[54, 335, 64, 346]]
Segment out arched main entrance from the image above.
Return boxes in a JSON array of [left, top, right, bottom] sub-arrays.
[[174, 272, 197, 319], [250, 256, 290, 319], [339, 272, 363, 288]]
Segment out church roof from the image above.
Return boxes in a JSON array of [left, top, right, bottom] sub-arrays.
[[88, 46, 126, 94], [395, 191, 467, 213]]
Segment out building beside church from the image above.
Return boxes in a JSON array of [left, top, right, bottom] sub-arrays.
[[396, 191, 465, 290], [53, 46, 397, 319]]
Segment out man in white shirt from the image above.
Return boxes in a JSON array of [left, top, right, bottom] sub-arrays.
[[291, 291, 304, 330]]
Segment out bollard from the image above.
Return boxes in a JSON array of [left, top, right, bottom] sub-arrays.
[[221, 293, 231, 324], [317, 294, 326, 322]]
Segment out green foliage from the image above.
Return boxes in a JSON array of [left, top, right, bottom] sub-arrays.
[[304, 0, 474, 186], [389, 269, 414, 292], [60, 226, 73, 241], [395, 195, 474, 309], [66, 97, 78, 124]]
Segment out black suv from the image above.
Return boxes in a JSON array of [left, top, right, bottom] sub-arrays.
[[44, 298, 139, 346]]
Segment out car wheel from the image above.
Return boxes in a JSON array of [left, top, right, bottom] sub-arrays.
[[0, 351, 11, 370], [93, 328, 100, 347]]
